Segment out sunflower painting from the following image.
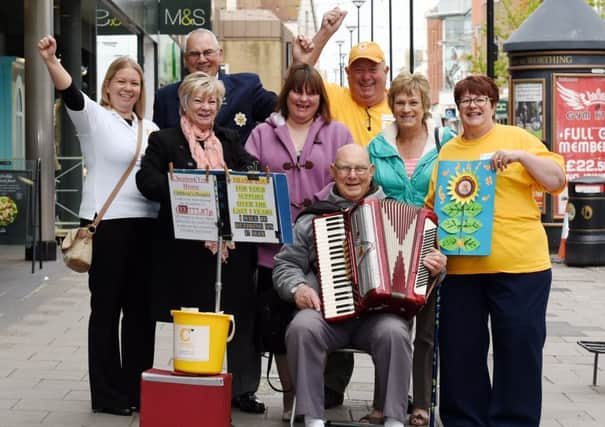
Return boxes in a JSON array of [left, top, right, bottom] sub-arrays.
[[434, 160, 496, 256]]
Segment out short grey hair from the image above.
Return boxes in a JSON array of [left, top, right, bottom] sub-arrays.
[[178, 72, 225, 116], [185, 29, 220, 51]]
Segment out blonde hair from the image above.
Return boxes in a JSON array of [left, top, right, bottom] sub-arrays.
[[178, 72, 225, 116], [388, 71, 432, 122], [100, 56, 145, 119]]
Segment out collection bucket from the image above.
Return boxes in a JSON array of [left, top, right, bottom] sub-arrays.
[[171, 309, 235, 375]]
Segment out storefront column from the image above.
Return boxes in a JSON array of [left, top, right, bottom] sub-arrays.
[[24, 0, 56, 260]]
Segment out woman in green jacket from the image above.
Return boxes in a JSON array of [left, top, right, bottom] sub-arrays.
[[368, 71, 454, 426]]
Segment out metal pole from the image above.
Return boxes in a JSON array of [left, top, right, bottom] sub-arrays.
[[487, 0, 495, 78], [356, 6, 361, 44], [370, 0, 374, 40], [409, 0, 414, 73], [352, 0, 365, 44], [346, 25, 357, 51], [337, 41, 344, 86], [24, 0, 56, 260], [389, 0, 393, 80], [214, 232, 223, 313]]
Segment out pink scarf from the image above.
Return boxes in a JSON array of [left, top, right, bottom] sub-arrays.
[[180, 115, 226, 169], [180, 116, 234, 260]]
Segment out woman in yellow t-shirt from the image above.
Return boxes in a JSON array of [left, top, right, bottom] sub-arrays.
[[425, 75, 566, 427]]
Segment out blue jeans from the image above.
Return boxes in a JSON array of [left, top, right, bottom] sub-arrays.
[[438, 270, 551, 427]]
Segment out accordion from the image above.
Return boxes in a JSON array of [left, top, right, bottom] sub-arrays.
[[313, 198, 438, 321]]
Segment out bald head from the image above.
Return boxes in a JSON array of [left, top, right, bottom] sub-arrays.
[[183, 29, 224, 76], [330, 144, 375, 202]]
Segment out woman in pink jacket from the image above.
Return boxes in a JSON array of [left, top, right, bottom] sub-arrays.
[[245, 63, 353, 421]]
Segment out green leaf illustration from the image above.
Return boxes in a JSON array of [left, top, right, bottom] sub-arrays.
[[462, 218, 482, 234], [440, 235, 459, 251], [440, 218, 462, 234], [462, 236, 481, 251], [463, 201, 483, 217], [441, 202, 463, 217]]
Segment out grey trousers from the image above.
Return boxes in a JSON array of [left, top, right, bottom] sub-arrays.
[[412, 289, 437, 409], [286, 309, 413, 422]]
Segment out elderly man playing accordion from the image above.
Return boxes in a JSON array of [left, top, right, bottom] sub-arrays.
[[273, 145, 447, 427]]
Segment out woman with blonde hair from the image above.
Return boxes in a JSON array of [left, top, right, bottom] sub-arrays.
[[136, 72, 266, 414], [368, 71, 452, 426], [38, 35, 158, 416]]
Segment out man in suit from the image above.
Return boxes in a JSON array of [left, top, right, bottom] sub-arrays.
[[153, 28, 277, 144]]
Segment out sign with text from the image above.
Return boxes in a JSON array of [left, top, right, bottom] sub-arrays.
[[553, 74, 605, 217], [226, 175, 280, 243], [168, 172, 218, 241], [0, 170, 30, 244], [169, 169, 293, 244], [159, 0, 211, 34]]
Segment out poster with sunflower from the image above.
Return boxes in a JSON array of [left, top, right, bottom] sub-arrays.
[[434, 160, 496, 256]]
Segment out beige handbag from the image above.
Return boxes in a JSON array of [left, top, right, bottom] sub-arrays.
[[61, 121, 143, 273]]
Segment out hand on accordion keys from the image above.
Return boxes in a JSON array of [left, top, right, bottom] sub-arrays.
[[293, 284, 322, 311], [422, 248, 447, 277]]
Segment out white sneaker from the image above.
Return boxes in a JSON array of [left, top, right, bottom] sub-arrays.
[[304, 416, 325, 427]]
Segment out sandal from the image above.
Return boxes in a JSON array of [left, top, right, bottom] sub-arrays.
[[409, 409, 429, 426], [358, 413, 385, 425]]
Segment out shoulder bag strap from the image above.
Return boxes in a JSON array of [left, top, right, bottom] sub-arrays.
[[90, 119, 144, 231]]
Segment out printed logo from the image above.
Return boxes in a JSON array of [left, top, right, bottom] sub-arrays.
[[557, 81, 605, 111]]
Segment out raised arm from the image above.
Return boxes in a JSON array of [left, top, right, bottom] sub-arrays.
[[292, 7, 347, 65], [37, 35, 71, 90]]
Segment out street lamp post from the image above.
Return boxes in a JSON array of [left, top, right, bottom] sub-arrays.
[[352, 0, 365, 44], [336, 40, 344, 86], [346, 24, 357, 50]]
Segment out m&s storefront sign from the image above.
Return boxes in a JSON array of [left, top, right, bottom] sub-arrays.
[[97, 0, 211, 35], [160, 0, 211, 34]]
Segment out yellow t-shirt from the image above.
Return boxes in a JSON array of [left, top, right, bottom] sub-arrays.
[[425, 124, 566, 274], [324, 83, 393, 146]]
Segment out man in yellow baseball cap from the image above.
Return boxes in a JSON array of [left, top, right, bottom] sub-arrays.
[[293, 8, 393, 147]]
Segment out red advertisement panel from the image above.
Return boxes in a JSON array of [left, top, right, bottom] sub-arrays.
[[553, 74, 605, 217]]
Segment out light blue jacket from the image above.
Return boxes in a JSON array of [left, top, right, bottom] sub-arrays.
[[368, 121, 455, 206]]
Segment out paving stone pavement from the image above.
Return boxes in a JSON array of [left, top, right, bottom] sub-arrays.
[[0, 245, 603, 426]]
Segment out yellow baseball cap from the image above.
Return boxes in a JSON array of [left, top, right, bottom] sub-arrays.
[[348, 41, 385, 66]]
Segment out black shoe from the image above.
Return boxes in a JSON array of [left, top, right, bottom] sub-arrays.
[[232, 392, 265, 414], [407, 395, 415, 414], [324, 387, 344, 409], [92, 407, 133, 416]]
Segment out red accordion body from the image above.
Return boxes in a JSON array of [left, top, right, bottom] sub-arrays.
[[313, 199, 438, 321]]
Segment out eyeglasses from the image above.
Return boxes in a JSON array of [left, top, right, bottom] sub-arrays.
[[185, 49, 219, 60], [459, 96, 491, 108], [334, 164, 370, 176]]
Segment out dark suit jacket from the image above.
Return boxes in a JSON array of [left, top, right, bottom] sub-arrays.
[[135, 125, 258, 321], [153, 71, 277, 144]]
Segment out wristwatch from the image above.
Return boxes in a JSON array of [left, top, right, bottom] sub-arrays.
[[290, 283, 305, 295]]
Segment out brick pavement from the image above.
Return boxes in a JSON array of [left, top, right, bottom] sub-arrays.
[[0, 245, 603, 426]]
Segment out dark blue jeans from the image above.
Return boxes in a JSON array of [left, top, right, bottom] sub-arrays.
[[439, 270, 551, 427]]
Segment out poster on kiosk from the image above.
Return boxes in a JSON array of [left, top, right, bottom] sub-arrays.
[[553, 74, 605, 218]]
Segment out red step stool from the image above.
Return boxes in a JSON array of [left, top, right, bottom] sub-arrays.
[[140, 368, 232, 427]]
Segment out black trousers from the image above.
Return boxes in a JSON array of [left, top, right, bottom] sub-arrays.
[[84, 217, 156, 409]]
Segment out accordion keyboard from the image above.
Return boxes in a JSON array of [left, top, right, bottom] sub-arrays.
[[313, 214, 356, 320]]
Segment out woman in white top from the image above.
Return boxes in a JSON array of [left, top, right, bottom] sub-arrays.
[[38, 35, 158, 416]]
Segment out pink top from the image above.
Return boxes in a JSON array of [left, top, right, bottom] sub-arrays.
[[404, 157, 419, 177]]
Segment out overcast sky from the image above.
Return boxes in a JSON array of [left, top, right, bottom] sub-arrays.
[[312, 0, 439, 83]]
